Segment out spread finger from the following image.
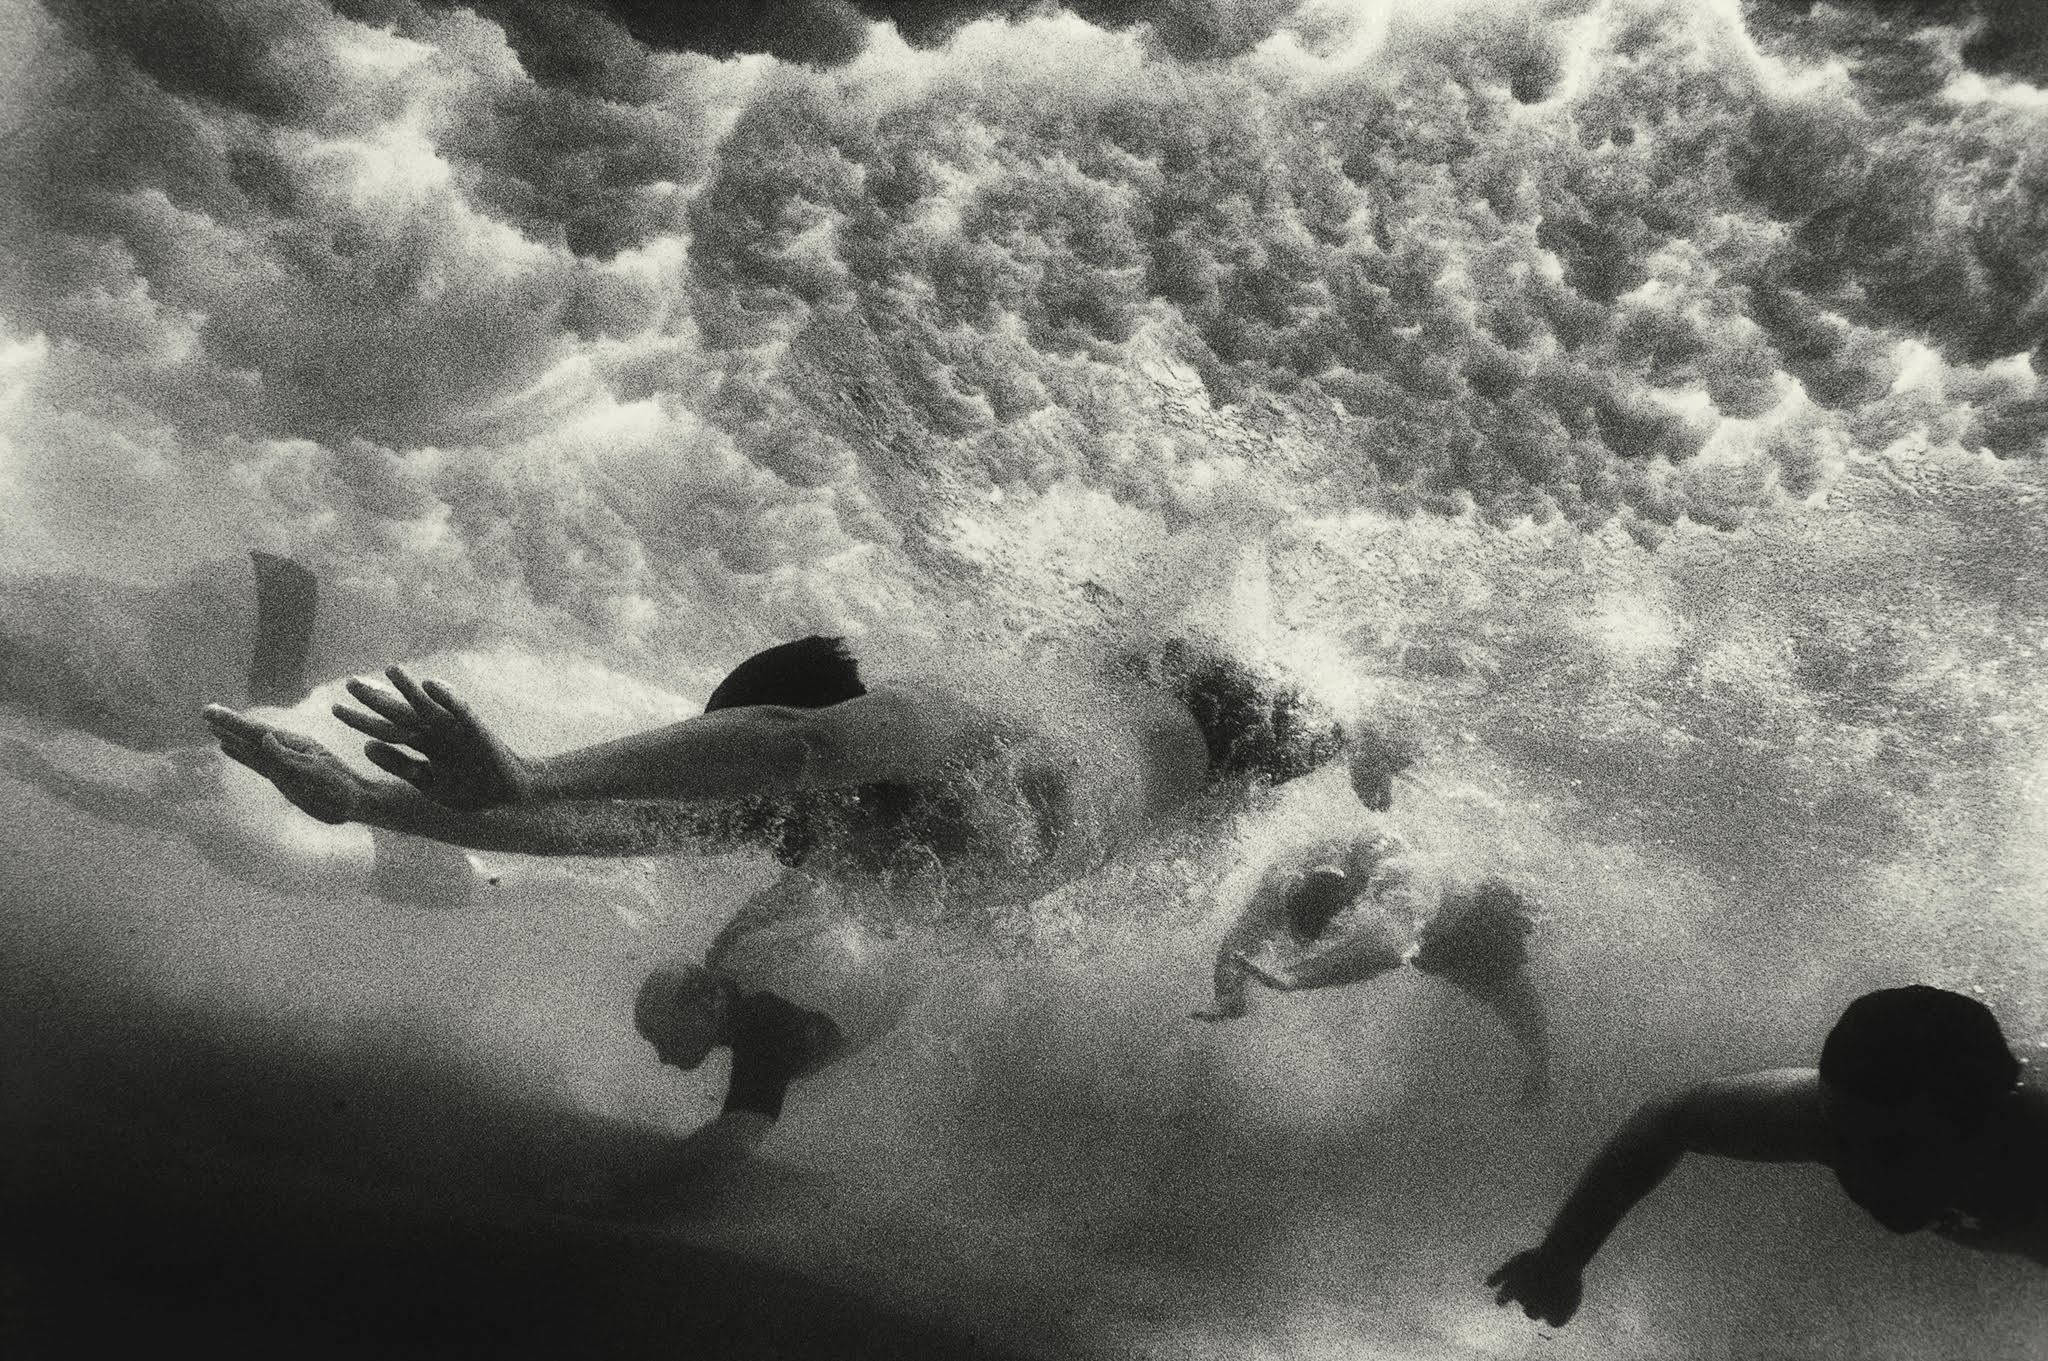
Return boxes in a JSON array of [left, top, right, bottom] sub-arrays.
[[334, 704, 411, 744], [202, 705, 267, 741], [385, 666, 444, 720], [420, 679, 476, 723], [345, 678, 419, 725]]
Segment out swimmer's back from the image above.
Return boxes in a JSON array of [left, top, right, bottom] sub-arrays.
[[696, 637, 1208, 899]]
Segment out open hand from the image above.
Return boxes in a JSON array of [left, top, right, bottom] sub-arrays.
[[1487, 1246, 1582, 1327], [334, 666, 535, 811], [202, 705, 367, 824]]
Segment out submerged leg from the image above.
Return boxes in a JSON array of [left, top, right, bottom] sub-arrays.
[[1438, 969, 1553, 1107], [247, 551, 318, 707], [0, 551, 321, 749]]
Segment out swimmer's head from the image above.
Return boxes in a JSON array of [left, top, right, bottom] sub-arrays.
[[1820, 986, 2019, 1130], [1412, 878, 1534, 985], [1284, 865, 1358, 941], [633, 960, 730, 1071]]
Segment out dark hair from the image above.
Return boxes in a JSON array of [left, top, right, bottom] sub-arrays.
[[704, 635, 866, 712], [1135, 639, 1346, 788], [1819, 986, 2019, 1116], [698, 636, 870, 868], [1284, 867, 1355, 941]]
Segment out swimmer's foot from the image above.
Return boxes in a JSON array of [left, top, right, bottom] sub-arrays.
[[247, 551, 317, 706], [721, 990, 842, 1121]]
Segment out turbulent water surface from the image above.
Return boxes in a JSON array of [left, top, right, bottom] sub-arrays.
[[3, 1, 2047, 1357]]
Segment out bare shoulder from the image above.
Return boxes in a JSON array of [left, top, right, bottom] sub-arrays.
[[792, 683, 1006, 783], [846, 681, 1002, 732], [826, 682, 1012, 737], [1663, 1068, 1830, 1163]]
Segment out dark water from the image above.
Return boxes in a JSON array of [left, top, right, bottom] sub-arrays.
[[4, 1174, 1022, 1361]]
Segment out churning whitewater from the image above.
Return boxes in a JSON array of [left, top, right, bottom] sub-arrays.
[[2, 1, 2046, 1357]]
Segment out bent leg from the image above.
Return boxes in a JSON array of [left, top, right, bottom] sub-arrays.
[[0, 731, 200, 829], [1440, 969, 1553, 1107]]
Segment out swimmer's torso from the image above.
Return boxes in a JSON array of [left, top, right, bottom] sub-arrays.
[[716, 675, 1208, 916], [708, 873, 929, 1064], [1831, 1086, 2048, 1258]]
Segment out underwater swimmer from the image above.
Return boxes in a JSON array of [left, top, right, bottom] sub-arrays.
[[1193, 832, 1417, 1021], [0, 729, 493, 910], [618, 874, 924, 1193], [624, 959, 842, 1191], [1195, 831, 1552, 1106], [1489, 985, 2048, 1328], [203, 635, 1408, 916], [0, 551, 439, 751]]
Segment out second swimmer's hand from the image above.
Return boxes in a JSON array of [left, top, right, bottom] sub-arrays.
[[203, 706, 367, 824], [334, 666, 536, 811], [1487, 1246, 1583, 1327]]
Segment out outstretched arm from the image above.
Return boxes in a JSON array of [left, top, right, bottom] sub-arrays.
[[1251, 914, 1408, 994], [352, 781, 751, 858], [332, 667, 992, 812], [1489, 1068, 1828, 1326], [204, 706, 748, 857], [1194, 873, 1291, 1020]]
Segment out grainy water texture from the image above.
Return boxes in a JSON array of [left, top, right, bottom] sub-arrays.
[[2, 0, 2046, 1357]]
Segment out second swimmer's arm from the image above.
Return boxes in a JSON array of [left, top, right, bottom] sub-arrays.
[[1196, 878, 1290, 1018], [1271, 918, 1409, 992], [1490, 1070, 1827, 1325]]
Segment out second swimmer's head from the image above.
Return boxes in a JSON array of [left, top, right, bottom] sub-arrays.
[[1283, 866, 1356, 941], [1135, 641, 1426, 808], [634, 959, 730, 1071]]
